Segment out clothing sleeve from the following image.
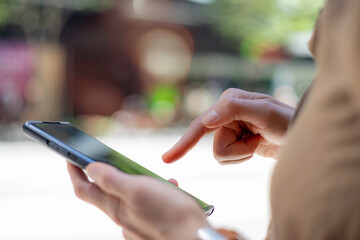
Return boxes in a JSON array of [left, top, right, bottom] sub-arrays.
[[268, 0, 360, 239]]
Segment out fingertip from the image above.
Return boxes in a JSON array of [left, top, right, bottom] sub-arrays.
[[85, 162, 118, 181], [162, 146, 182, 164], [163, 118, 212, 163], [85, 163, 99, 179], [85, 162, 98, 172], [85, 161, 108, 171], [161, 151, 170, 162], [162, 141, 183, 161], [162, 153, 177, 164], [168, 178, 179, 187]]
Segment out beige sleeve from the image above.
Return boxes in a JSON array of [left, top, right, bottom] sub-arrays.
[[268, 0, 360, 239]]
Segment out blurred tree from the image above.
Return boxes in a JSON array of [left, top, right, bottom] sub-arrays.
[[0, 0, 116, 42], [0, 0, 23, 28], [210, 0, 324, 57], [0, 0, 116, 29]]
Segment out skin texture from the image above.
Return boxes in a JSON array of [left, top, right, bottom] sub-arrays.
[[163, 88, 295, 164], [67, 162, 209, 240], [67, 88, 295, 239]]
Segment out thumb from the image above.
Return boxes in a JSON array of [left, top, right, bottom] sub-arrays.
[[201, 99, 264, 129], [201, 110, 221, 127]]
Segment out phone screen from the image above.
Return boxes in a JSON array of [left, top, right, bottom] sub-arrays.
[[34, 123, 120, 164], [29, 122, 214, 216], [33, 123, 165, 177]]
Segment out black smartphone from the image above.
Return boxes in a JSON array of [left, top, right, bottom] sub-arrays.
[[23, 121, 214, 217]]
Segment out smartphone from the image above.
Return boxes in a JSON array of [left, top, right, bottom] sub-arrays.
[[23, 121, 214, 217]]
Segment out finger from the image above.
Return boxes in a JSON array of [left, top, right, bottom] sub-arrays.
[[218, 156, 253, 165], [85, 162, 134, 199], [216, 228, 246, 240], [213, 128, 261, 162], [168, 178, 179, 187], [67, 162, 125, 226], [212, 123, 243, 161], [202, 99, 269, 129], [162, 117, 214, 163], [67, 162, 109, 207], [123, 229, 145, 240], [67, 161, 88, 182]]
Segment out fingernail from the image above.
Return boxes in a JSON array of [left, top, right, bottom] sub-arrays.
[[202, 110, 220, 125], [168, 178, 179, 186]]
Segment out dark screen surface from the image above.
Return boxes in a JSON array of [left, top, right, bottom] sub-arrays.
[[34, 123, 117, 163], [33, 123, 160, 176], [29, 122, 212, 213]]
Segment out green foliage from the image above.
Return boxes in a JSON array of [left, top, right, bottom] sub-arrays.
[[0, 0, 16, 27], [210, 0, 325, 57], [0, 0, 116, 28]]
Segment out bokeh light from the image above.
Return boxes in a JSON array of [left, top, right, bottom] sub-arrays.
[[183, 84, 221, 118], [149, 85, 180, 124], [137, 29, 192, 83], [274, 85, 298, 107]]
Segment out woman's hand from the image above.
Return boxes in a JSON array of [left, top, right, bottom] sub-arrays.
[[163, 88, 295, 164], [67, 162, 209, 240]]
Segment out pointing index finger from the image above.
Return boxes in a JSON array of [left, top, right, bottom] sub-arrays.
[[162, 118, 214, 163]]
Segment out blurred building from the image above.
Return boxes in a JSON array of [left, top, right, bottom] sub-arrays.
[[60, 0, 238, 122], [0, 0, 316, 129]]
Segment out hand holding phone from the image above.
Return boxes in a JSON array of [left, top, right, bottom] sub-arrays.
[[23, 121, 214, 216], [67, 161, 211, 240]]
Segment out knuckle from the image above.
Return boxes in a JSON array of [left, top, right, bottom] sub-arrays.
[[189, 118, 201, 128], [261, 102, 276, 121], [267, 107, 278, 121], [219, 98, 237, 118], [188, 118, 205, 135], [221, 96, 235, 109], [227, 98, 238, 109], [267, 96, 277, 104], [256, 92, 270, 99], [222, 88, 236, 97]]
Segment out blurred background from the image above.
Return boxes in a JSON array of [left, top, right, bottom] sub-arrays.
[[0, 0, 323, 239]]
